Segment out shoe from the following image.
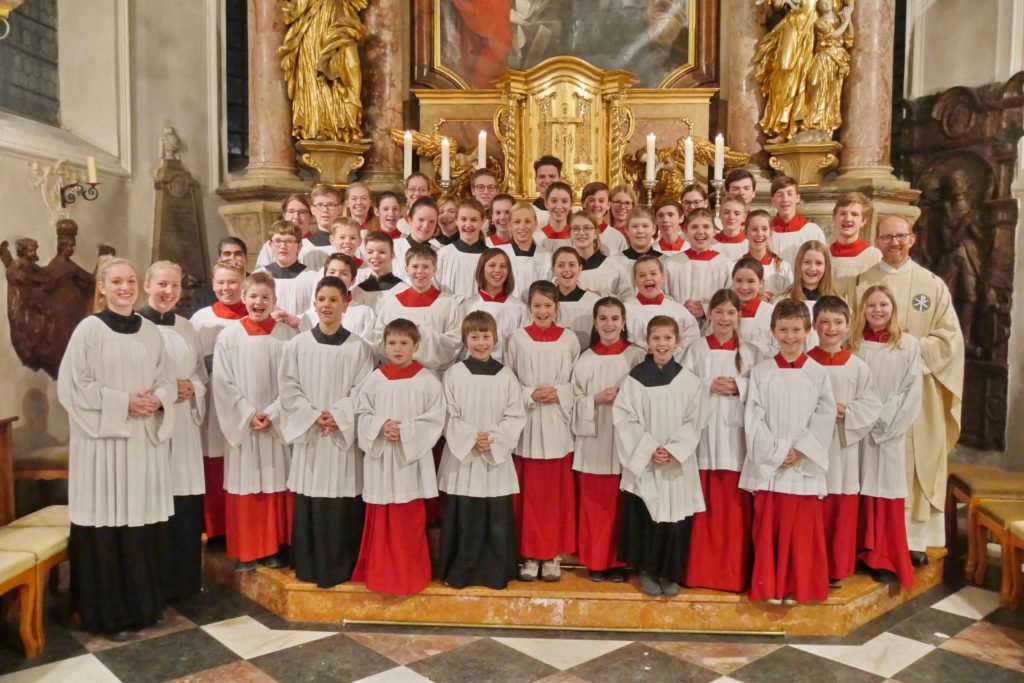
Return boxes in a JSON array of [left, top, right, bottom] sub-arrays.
[[540, 557, 561, 582], [262, 553, 287, 569], [519, 559, 539, 582], [639, 570, 662, 596], [106, 629, 137, 642], [204, 536, 226, 551], [234, 560, 259, 573], [828, 578, 842, 589], [658, 577, 681, 597], [606, 568, 628, 583], [871, 568, 900, 585], [909, 551, 929, 567], [765, 598, 784, 605], [782, 597, 799, 605], [588, 570, 607, 582]]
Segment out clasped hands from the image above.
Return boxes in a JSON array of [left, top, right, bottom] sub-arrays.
[[129, 391, 161, 417]]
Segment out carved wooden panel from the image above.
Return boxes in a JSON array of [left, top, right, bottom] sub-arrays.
[[894, 72, 1024, 450]]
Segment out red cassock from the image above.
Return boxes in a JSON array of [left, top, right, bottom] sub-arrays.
[[204, 457, 227, 538], [353, 500, 431, 595], [749, 491, 828, 604], [576, 472, 625, 571], [686, 469, 753, 592], [822, 493, 859, 581], [225, 491, 293, 563], [513, 454, 577, 560], [858, 496, 914, 588]]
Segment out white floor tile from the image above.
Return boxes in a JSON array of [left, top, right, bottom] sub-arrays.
[[930, 585, 1002, 620], [710, 677, 744, 683], [353, 666, 432, 683], [794, 632, 934, 678], [0, 654, 121, 683], [492, 637, 631, 670], [201, 615, 335, 659]]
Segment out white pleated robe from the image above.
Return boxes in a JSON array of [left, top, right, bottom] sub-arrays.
[[159, 315, 209, 496]]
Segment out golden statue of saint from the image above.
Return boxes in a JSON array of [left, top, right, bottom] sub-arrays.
[[753, 0, 818, 143], [279, 0, 368, 142], [803, 0, 854, 134]]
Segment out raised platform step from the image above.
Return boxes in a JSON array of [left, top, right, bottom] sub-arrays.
[[206, 548, 946, 637]]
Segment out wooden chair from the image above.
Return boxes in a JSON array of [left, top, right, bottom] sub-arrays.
[[972, 500, 1024, 606], [946, 464, 1024, 578], [0, 550, 40, 658], [1007, 521, 1024, 610], [0, 416, 18, 525], [0, 526, 68, 651]]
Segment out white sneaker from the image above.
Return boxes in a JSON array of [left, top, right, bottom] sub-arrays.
[[540, 557, 561, 582], [519, 558, 539, 582]]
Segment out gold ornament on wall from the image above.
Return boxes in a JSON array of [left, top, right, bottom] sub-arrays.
[[753, 0, 854, 144], [280, 0, 372, 186], [387, 122, 504, 200]]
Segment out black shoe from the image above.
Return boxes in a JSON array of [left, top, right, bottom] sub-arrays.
[[234, 560, 259, 573], [606, 568, 628, 583], [828, 578, 842, 589], [909, 551, 929, 567], [205, 536, 227, 551], [262, 554, 287, 569], [588, 570, 607, 582], [106, 629, 137, 642], [871, 568, 899, 585]]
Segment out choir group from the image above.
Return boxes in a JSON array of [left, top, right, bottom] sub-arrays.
[[59, 156, 931, 637]]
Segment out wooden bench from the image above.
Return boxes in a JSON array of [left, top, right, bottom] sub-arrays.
[[0, 549, 39, 658], [1007, 520, 1024, 610], [946, 464, 1024, 579], [972, 500, 1024, 607]]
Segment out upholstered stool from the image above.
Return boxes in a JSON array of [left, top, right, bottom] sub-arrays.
[[0, 526, 69, 649], [946, 464, 1024, 578], [9, 505, 70, 531], [0, 549, 40, 658], [1007, 521, 1024, 610], [972, 500, 1024, 606]]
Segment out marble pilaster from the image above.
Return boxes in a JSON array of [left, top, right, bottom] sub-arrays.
[[360, 0, 405, 192], [724, 0, 767, 167]]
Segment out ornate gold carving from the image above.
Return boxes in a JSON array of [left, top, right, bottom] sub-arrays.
[[280, 0, 369, 143], [604, 92, 636, 189], [764, 140, 842, 186], [296, 139, 371, 187], [387, 123, 504, 200], [621, 118, 751, 200], [754, 0, 854, 143], [494, 92, 523, 195]]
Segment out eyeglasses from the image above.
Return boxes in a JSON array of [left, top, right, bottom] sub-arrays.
[[271, 238, 299, 246], [682, 199, 706, 207], [570, 226, 596, 233], [877, 233, 913, 243], [611, 200, 633, 207], [284, 208, 311, 217], [311, 203, 340, 211], [473, 184, 498, 192]]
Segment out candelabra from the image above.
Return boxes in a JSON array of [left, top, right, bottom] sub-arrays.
[[61, 180, 100, 208], [710, 179, 725, 208], [643, 180, 656, 207]]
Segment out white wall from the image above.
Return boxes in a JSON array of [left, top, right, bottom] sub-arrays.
[[905, 0, 1024, 98], [0, 0, 226, 451]]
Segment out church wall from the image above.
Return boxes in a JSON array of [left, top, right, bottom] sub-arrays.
[[0, 0, 224, 452]]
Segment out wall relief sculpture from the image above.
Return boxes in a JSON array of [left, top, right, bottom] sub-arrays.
[[895, 72, 1024, 450]]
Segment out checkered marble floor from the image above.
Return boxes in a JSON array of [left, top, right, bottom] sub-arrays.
[[1, 567, 1022, 683]]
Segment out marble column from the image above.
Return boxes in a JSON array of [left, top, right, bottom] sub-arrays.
[[724, 0, 766, 166], [360, 0, 405, 191], [837, 0, 896, 178], [244, 0, 300, 182]]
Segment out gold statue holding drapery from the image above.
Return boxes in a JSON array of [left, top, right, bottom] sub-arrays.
[[279, 0, 368, 142], [753, 0, 854, 143]]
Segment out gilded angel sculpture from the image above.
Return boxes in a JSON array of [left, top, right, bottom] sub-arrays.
[[622, 132, 750, 201], [753, 0, 854, 143], [279, 0, 369, 142]]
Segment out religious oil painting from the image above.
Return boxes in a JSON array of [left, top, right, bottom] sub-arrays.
[[435, 0, 694, 88]]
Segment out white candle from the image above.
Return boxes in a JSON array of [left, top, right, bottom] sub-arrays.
[[714, 134, 725, 181], [645, 133, 657, 182], [86, 156, 98, 184], [440, 137, 451, 182], [683, 137, 694, 182], [403, 131, 413, 179], [478, 131, 487, 169]]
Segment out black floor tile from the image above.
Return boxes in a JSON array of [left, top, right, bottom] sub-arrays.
[[253, 611, 347, 633], [170, 579, 270, 626], [250, 633, 395, 682], [729, 645, 884, 683], [94, 628, 239, 683], [985, 606, 1024, 632], [568, 641, 720, 683], [895, 648, 1024, 683], [409, 637, 558, 683], [887, 607, 977, 646]]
